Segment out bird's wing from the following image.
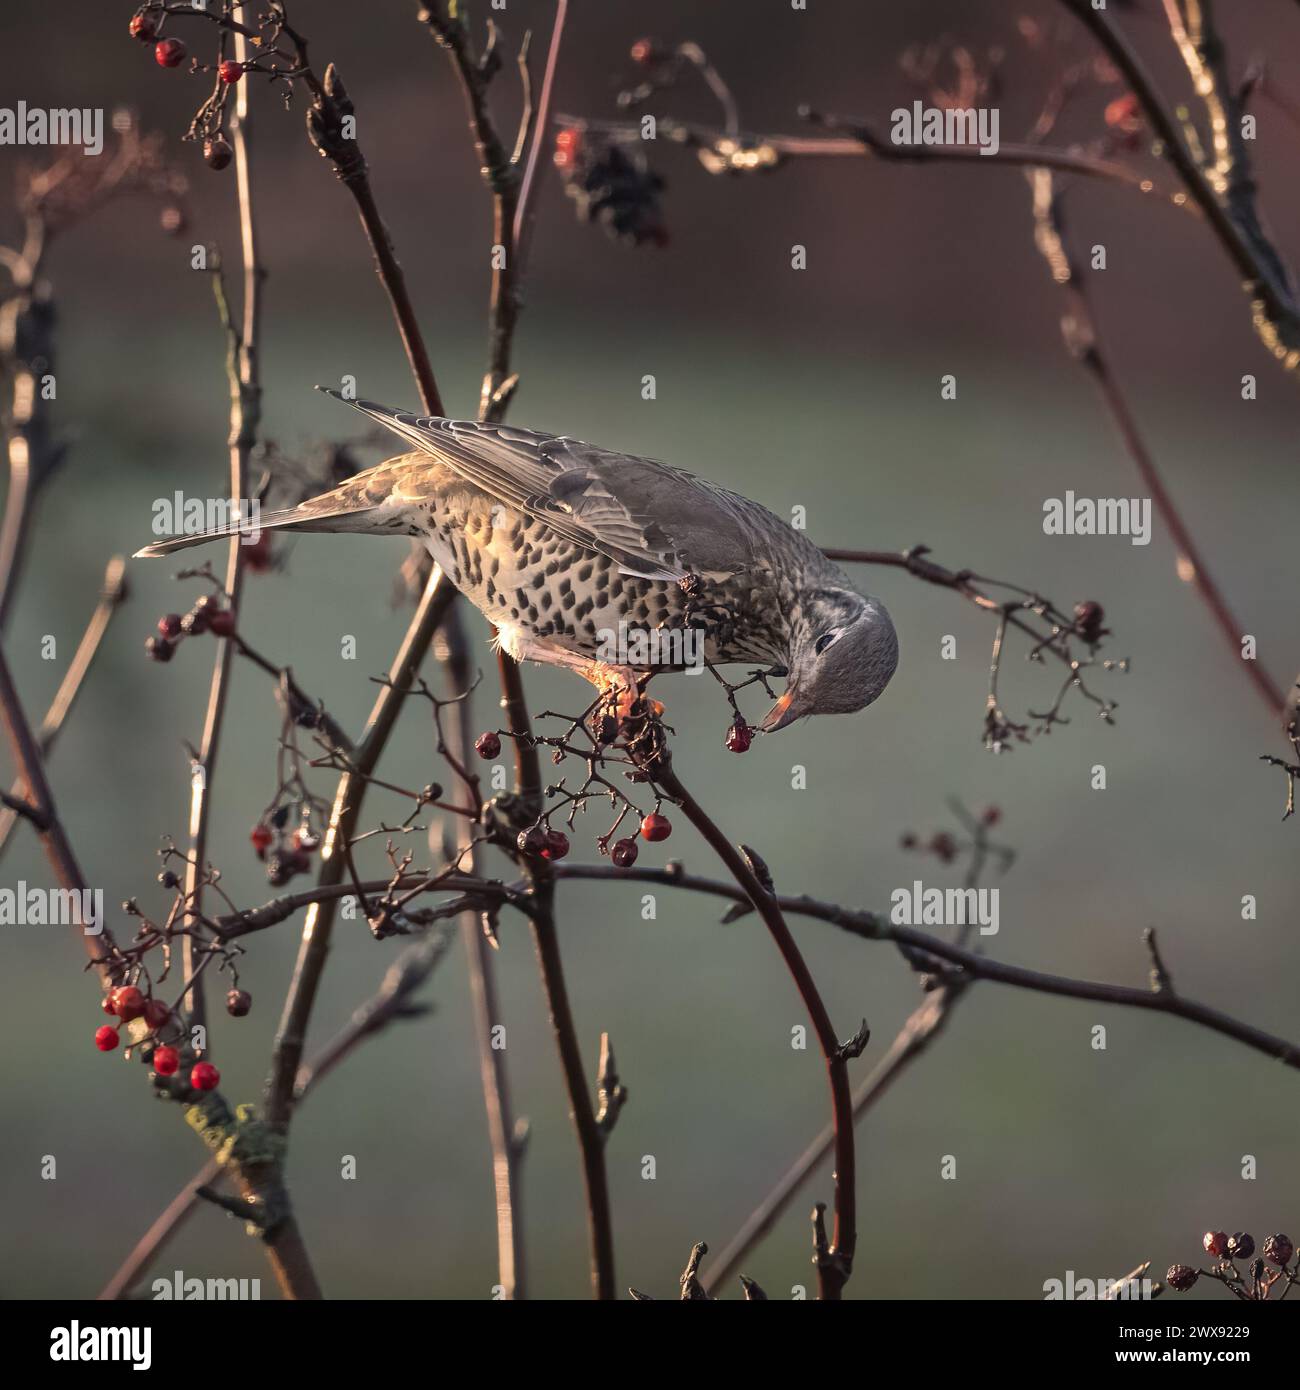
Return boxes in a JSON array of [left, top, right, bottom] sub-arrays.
[[320, 391, 760, 581]]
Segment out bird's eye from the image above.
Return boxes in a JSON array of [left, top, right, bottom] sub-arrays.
[[814, 631, 840, 656]]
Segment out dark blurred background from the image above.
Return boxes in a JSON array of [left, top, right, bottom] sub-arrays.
[[0, 0, 1296, 1300]]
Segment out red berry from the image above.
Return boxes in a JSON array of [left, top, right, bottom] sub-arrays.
[[640, 812, 672, 843], [1263, 1234, 1294, 1267], [111, 985, 145, 1021], [250, 823, 273, 855], [153, 1045, 180, 1076], [516, 826, 547, 858], [1166, 1264, 1198, 1292], [204, 137, 233, 171], [95, 1025, 120, 1052], [981, 806, 1002, 826], [190, 1061, 220, 1091], [930, 832, 957, 863], [541, 829, 570, 861], [160, 206, 185, 236], [1227, 1232, 1255, 1260], [554, 127, 583, 170], [611, 837, 638, 868], [1202, 1230, 1228, 1258], [1104, 92, 1141, 130], [129, 13, 158, 42], [143, 998, 171, 1030], [145, 635, 174, 662], [725, 720, 752, 753], [218, 60, 242, 84], [207, 607, 235, 636], [475, 731, 502, 759], [158, 613, 182, 638], [1073, 600, 1105, 642], [101, 994, 118, 1015], [243, 533, 273, 571], [154, 38, 187, 68], [630, 38, 660, 65], [226, 989, 251, 1018]]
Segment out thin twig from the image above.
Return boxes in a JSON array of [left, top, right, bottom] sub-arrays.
[[0, 555, 129, 856], [180, 42, 261, 1028], [444, 601, 528, 1299], [1026, 167, 1287, 723]]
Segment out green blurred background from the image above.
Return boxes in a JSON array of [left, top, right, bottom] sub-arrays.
[[0, 0, 1296, 1299]]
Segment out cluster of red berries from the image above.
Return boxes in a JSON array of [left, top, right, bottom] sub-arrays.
[[250, 810, 320, 887], [145, 594, 235, 663], [130, 11, 243, 85], [1167, 1229, 1296, 1297], [512, 811, 671, 869], [609, 812, 671, 868], [129, 11, 245, 170], [93, 984, 226, 1093], [516, 825, 571, 861], [555, 129, 668, 247]]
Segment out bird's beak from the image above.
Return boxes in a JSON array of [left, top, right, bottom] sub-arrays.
[[758, 687, 800, 733]]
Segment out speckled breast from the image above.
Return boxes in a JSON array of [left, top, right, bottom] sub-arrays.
[[415, 478, 791, 669]]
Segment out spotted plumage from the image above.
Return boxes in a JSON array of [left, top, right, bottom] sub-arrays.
[[135, 392, 899, 731]]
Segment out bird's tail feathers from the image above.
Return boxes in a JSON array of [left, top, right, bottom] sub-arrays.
[[133, 500, 384, 559]]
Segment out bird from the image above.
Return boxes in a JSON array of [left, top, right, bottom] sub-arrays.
[[135, 392, 898, 732]]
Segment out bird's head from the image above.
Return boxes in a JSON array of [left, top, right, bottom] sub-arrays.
[[759, 586, 898, 733]]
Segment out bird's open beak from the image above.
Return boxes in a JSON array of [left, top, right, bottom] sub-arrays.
[[758, 687, 800, 733]]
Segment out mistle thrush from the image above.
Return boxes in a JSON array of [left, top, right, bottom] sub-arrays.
[[136, 393, 898, 731]]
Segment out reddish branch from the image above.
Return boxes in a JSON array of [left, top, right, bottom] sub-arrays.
[[1026, 168, 1288, 724], [649, 757, 860, 1299]]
